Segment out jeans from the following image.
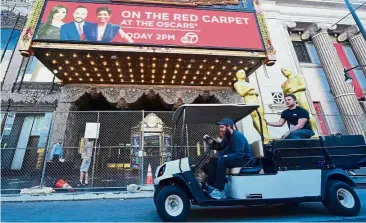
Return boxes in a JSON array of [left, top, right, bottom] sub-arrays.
[[202, 157, 218, 187], [286, 129, 315, 139], [215, 155, 248, 191]]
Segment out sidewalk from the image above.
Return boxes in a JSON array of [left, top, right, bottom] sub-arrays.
[[1, 190, 154, 203]]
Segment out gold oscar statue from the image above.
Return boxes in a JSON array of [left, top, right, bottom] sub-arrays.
[[281, 68, 318, 136], [234, 69, 271, 142]]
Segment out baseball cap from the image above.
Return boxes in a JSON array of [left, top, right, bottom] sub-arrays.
[[217, 118, 234, 128]]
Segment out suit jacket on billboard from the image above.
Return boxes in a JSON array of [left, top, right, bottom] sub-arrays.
[[84, 23, 120, 42], [60, 22, 91, 41]]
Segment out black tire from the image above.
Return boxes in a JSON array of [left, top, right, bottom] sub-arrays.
[[153, 186, 162, 205], [155, 185, 191, 222], [323, 180, 361, 216]]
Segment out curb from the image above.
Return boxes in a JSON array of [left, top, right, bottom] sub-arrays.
[[1, 191, 154, 203]]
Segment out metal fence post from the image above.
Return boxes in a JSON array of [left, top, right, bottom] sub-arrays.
[[141, 110, 145, 186], [91, 111, 100, 188], [39, 112, 56, 188]]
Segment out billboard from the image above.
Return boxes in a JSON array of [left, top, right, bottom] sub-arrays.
[[34, 0, 264, 50]]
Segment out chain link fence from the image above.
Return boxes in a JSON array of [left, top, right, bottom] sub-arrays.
[[1, 111, 366, 191]]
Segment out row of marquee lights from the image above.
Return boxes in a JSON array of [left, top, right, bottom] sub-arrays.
[[45, 52, 255, 85]]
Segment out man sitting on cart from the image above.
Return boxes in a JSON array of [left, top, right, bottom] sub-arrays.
[[265, 94, 315, 139], [207, 118, 254, 200]]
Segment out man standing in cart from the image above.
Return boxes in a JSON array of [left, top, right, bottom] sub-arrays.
[[265, 94, 315, 139]]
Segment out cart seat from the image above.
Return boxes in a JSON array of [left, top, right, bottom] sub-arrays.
[[228, 140, 264, 175]]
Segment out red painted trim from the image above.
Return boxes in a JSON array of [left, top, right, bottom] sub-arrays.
[[333, 42, 363, 99], [313, 102, 329, 135]]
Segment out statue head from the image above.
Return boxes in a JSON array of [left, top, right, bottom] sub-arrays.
[[236, 69, 247, 80], [281, 68, 293, 78]]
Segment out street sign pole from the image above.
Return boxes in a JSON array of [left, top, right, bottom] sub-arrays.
[[344, 0, 366, 40]]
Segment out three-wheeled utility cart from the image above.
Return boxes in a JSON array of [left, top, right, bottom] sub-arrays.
[[153, 104, 366, 222]]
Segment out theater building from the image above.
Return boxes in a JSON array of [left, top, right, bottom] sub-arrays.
[[1, 0, 366, 188]]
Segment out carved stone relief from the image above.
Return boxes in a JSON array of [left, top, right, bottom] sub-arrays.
[[59, 84, 238, 105], [1, 89, 60, 105]]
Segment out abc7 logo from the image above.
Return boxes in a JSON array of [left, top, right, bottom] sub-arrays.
[[181, 32, 199, 44]]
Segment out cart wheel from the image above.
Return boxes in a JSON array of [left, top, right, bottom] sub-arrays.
[[156, 185, 191, 222], [153, 186, 162, 205], [323, 180, 361, 216]]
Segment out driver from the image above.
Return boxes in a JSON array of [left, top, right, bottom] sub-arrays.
[[206, 118, 254, 200]]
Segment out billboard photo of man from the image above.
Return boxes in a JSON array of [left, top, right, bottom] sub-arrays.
[[60, 6, 90, 41]]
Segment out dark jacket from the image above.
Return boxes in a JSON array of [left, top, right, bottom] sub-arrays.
[[84, 23, 120, 42], [219, 130, 253, 160], [60, 22, 91, 41]]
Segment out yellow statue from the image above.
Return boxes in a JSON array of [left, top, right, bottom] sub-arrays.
[[281, 68, 318, 136], [234, 69, 271, 143]]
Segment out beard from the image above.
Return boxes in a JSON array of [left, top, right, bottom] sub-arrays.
[[225, 128, 231, 139]]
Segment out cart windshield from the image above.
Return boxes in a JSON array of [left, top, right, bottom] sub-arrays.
[[173, 103, 260, 125]]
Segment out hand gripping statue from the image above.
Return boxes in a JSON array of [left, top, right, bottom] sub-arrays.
[[281, 68, 318, 136], [234, 69, 271, 143]]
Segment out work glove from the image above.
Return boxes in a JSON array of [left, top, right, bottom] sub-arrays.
[[203, 135, 215, 145]]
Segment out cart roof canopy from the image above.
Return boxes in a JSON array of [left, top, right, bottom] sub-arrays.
[[173, 104, 260, 125]]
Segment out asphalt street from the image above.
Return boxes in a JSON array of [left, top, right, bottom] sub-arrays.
[[2, 189, 366, 222]]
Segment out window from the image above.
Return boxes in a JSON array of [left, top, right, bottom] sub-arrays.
[[305, 42, 321, 65], [343, 44, 366, 91], [271, 92, 284, 104], [293, 41, 311, 63], [1, 28, 21, 80]]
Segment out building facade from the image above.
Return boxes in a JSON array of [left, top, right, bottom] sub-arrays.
[[1, 0, 366, 189]]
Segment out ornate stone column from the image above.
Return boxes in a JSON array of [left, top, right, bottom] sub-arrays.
[[49, 102, 73, 144], [301, 23, 365, 135], [338, 25, 366, 77]]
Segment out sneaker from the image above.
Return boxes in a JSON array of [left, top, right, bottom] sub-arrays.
[[206, 185, 215, 194], [209, 189, 226, 200]]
